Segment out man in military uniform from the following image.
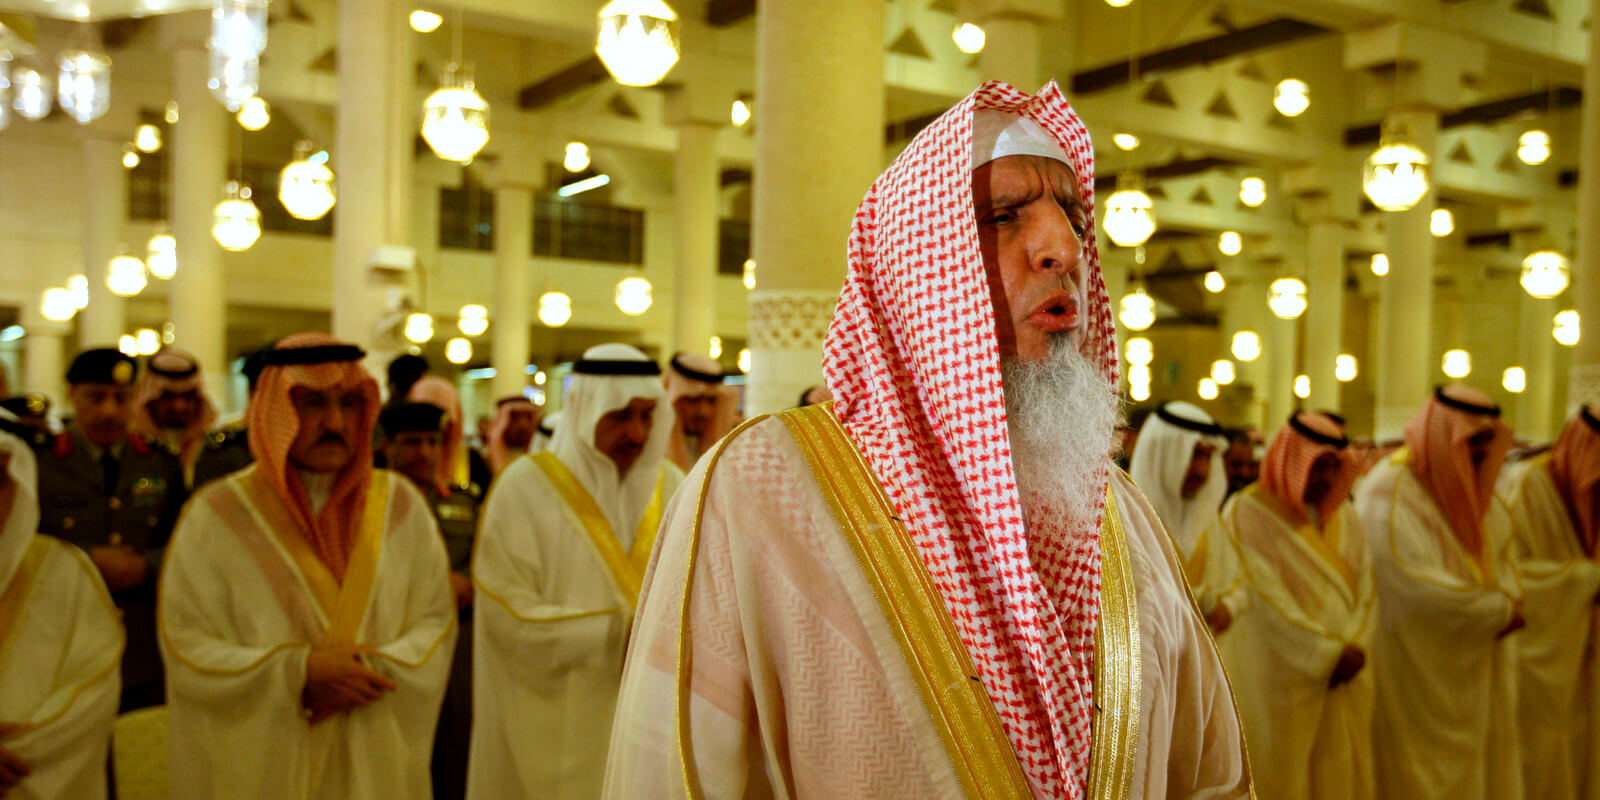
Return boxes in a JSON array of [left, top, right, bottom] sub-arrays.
[[36, 348, 187, 711], [379, 402, 480, 800], [0, 393, 52, 449]]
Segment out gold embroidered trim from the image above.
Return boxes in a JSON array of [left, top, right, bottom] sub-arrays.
[[1088, 489, 1141, 800], [531, 452, 663, 611]]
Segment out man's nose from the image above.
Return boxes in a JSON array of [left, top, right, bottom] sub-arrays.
[[1031, 207, 1083, 283]]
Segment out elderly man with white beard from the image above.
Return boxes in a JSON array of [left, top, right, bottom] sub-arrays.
[[604, 81, 1251, 800]]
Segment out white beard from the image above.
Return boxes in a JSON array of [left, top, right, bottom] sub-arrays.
[[1002, 335, 1122, 543]]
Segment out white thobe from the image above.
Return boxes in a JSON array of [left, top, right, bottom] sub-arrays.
[[603, 417, 1250, 799], [1215, 488, 1376, 800], [158, 466, 458, 800], [1499, 456, 1600, 800], [1353, 455, 1523, 800], [0, 536, 122, 800], [468, 454, 684, 800]]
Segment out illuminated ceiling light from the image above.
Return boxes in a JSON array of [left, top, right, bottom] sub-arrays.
[[615, 276, 653, 315], [1335, 354, 1358, 382], [445, 336, 472, 364], [1211, 359, 1236, 386], [1103, 173, 1156, 247], [1124, 336, 1153, 366], [235, 95, 269, 130], [279, 143, 336, 221], [164, 100, 180, 124], [1203, 270, 1226, 293], [952, 22, 986, 54], [1239, 176, 1267, 208], [134, 123, 162, 153], [1553, 310, 1580, 346], [532, 369, 547, 386], [564, 141, 591, 172], [457, 303, 489, 336], [404, 312, 435, 344], [106, 251, 148, 297], [1521, 249, 1570, 298], [0, 326, 22, 343], [1294, 375, 1311, 399], [421, 63, 490, 163], [596, 0, 680, 88], [742, 258, 756, 290], [118, 334, 138, 356], [57, 49, 112, 124], [1370, 253, 1390, 276], [212, 181, 261, 251], [1119, 287, 1156, 331], [135, 328, 161, 356], [1268, 277, 1308, 319], [409, 8, 443, 32], [1502, 366, 1527, 394], [67, 275, 90, 310], [1273, 78, 1309, 117], [207, 51, 259, 111], [11, 63, 53, 121], [1363, 123, 1430, 212], [708, 335, 723, 359], [1198, 377, 1219, 400], [41, 288, 77, 322], [538, 292, 572, 327], [1130, 381, 1151, 401], [1232, 330, 1261, 362], [1126, 363, 1151, 386], [1517, 130, 1551, 166], [1106, 0, 1133, 7], [1430, 208, 1454, 237], [1441, 348, 1472, 379], [1112, 133, 1140, 151], [558, 174, 610, 197], [730, 98, 751, 127], [146, 231, 177, 279], [1217, 230, 1242, 256], [212, 0, 268, 62], [737, 348, 751, 373], [122, 144, 141, 169]]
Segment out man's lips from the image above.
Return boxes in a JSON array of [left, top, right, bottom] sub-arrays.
[[1026, 291, 1080, 333]]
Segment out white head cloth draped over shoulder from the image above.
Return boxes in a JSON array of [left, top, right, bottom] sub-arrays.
[[825, 80, 1118, 798], [550, 343, 674, 539], [1128, 401, 1229, 553], [0, 429, 39, 592]]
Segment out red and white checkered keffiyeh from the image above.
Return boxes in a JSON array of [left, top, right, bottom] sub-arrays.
[[1549, 404, 1600, 556], [824, 80, 1118, 798], [1259, 411, 1359, 531]]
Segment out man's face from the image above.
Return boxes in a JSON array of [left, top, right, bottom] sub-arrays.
[[69, 382, 133, 448], [501, 406, 537, 448], [288, 386, 368, 473], [973, 155, 1088, 362], [148, 388, 202, 430], [673, 390, 717, 437], [1224, 439, 1258, 491], [1303, 453, 1342, 508], [1467, 429, 1497, 468], [385, 430, 442, 489], [1181, 442, 1216, 499], [595, 397, 657, 475]]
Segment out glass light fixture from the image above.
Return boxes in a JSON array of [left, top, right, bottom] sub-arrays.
[[532, 370, 547, 386], [1370, 253, 1389, 276], [67, 274, 90, 309], [615, 276, 653, 315], [1130, 381, 1151, 401], [212, 181, 261, 251], [539, 292, 572, 327], [730, 99, 751, 127], [1517, 130, 1551, 166], [1119, 287, 1156, 331], [421, 64, 490, 163], [1239, 176, 1267, 208], [1335, 354, 1358, 382], [1198, 378, 1219, 400], [742, 258, 756, 290], [708, 335, 722, 359], [1106, 0, 1133, 7], [1204, 270, 1226, 293], [118, 334, 139, 356], [404, 312, 434, 344], [1126, 363, 1151, 386], [41, 288, 77, 322], [1232, 330, 1261, 362], [1112, 133, 1140, 151], [1103, 173, 1156, 247], [236, 95, 269, 130], [57, 49, 112, 124], [135, 123, 162, 153], [1268, 277, 1307, 319], [457, 304, 488, 336], [212, 0, 268, 60], [279, 143, 337, 221], [596, 0, 680, 88], [409, 9, 443, 32], [1363, 123, 1430, 212], [1502, 366, 1526, 394], [1520, 249, 1570, 298], [1294, 375, 1311, 399], [951, 22, 986, 54], [1430, 208, 1454, 237], [164, 100, 180, 124], [1441, 348, 1471, 379], [207, 51, 259, 111], [1273, 78, 1309, 117], [1553, 310, 1579, 346], [146, 231, 177, 279], [1217, 231, 1242, 256], [445, 337, 472, 364], [135, 328, 161, 356], [564, 141, 590, 172], [106, 251, 148, 297], [737, 348, 751, 373], [1211, 359, 1236, 386], [1124, 336, 1153, 366], [11, 62, 52, 121], [122, 144, 141, 169]]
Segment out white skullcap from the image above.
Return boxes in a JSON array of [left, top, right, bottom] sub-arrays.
[[971, 109, 1072, 171]]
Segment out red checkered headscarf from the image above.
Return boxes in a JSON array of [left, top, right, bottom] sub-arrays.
[[1259, 412, 1358, 531], [247, 333, 381, 580], [825, 80, 1118, 798], [1549, 404, 1600, 556], [1404, 385, 1513, 565]]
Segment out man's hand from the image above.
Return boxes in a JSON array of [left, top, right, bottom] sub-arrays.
[[1328, 644, 1366, 688], [0, 723, 30, 797], [1497, 599, 1526, 639], [88, 546, 149, 591], [1204, 602, 1233, 635], [450, 571, 474, 610], [301, 645, 396, 724]]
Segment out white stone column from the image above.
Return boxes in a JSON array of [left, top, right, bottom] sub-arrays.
[[21, 308, 69, 408], [490, 184, 532, 400], [1569, 0, 1600, 408], [170, 43, 229, 394], [672, 121, 720, 359], [1265, 311, 1298, 436], [1303, 219, 1344, 411], [1374, 109, 1439, 439], [79, 134, 127, 348], [1220, 258, 1268, 430], [1519, 291, 1557, 439], [748, 0, 883, 414], [978, 16, 1041, 91]]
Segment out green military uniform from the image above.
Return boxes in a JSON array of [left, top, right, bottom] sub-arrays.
[[428, 480, 481, 573], [0, 393, 52, 450], [192, 425, 254, 490]]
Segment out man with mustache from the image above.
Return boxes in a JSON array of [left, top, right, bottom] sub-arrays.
[[664, 352, 732, 471], [128, 347, 217, 489], [484, 395, 539, 477], [605, 82, 1250, 799], [158, 333, 457, 799], [36, 348, 186, 712], [469, 343, 684, 800]]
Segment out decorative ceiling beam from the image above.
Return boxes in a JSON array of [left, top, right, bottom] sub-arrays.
[[707, 0, 755, 27], [1343, 87, 1583, 146], [1071, 19, 1330, 95], [518, 57, 611, 111]]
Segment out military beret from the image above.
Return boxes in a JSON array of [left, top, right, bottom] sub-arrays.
[[66, 348, 137, 386], [379, 402, 448, 436], [0, 393, 49, 417]]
